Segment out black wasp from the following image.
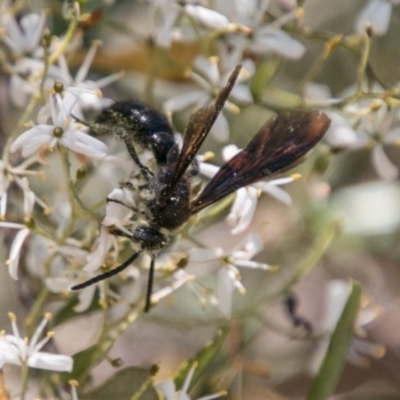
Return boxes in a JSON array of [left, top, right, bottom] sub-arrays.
[[71, 65, 331, 312]]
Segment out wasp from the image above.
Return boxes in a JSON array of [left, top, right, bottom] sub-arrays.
[[71, 65, 331, 312]]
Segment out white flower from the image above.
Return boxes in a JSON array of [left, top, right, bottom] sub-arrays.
[[248, 26, 306, 59], [157, 362, 226, 400], [190, 234, 274, 317], [151, 269, 195, 306], [151, 0, 230, 48], [9, 58, 44, 107], [52, 41, 122, 113], [10, 94, 108, 159], [1, 12, 47, 58], [17, 177, 35, 216], [140, 249, 219, 309], [355, 0, 398, 35], [24, 237, 110, 313], [217, 234, 273, 317], [81, 188, 133, 273], [325, 100, 400, 180], [102, 188, 134, 228], [0, 157, 48, 218], [318, 80, 400, 181], [164, 56, 253, 142], [0, 11, 50, 106], [48, 272, 106, 312], [215, 0, 269, 27], [0, 160, 11, 218], [221, 1, 305, 59], [199, 145, 299, 234], [310, 280, 386, 374], [0, 312, 73, 372], [83, 225, 117, 273]]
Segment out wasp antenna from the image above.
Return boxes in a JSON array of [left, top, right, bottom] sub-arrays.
[[71, 251, 142, 290]]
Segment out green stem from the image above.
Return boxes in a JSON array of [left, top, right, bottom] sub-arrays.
[[89, 304, 143, 372], [20, 363, 29, 400], [130, 375, 153, 400], [294, 219, 341, 280], [143, 42, 158, 105], [40, 32, 50, 96], [59, 146, 100, 221], [48, 11, 79, 65], [356, 33, 371, 96], [24, 287, 50, 335], [300, 35, 343, 91], [272, 219, 341, 299], [2, 96, 38, 165]]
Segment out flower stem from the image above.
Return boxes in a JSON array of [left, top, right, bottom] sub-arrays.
[[356, 33, 371, 96], [59, 146, 100, 221], [25, 287, 50, 336], [130, 375, 153, 400], [20, 363, 29, 400], [2, 95, 38, 165], [48, 8, 79, 65]]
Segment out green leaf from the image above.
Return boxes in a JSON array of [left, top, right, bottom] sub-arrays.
[[251, 57, 281, 100], [51, 295, 80, 327], [52, 292, 102, 328], [61, 344, 103, 384], [306, 281, 362, 400], [174, 328, 228, 390], [79, 367, 158, 400]]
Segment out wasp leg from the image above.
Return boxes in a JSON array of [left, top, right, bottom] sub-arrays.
[[106, 197, 143, 214], [114, 126, 154, 182], [145, 255, 156, 313]]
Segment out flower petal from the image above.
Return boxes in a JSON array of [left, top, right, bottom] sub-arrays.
[[184, 5, 230, 29], [157, 380, 176, 400], [10, 126, 53, 156], [210, 113, 230, 143], [8, 228, 30, 280], [155, 6, 180, 48], [230, 84, 253, 103], [256, 183, 292, 205], [227, 187, 258, 235], [371, 144, 398, 180], [218, 268, 235, 317], [233, 234, 264, 260], [75, 285, 97, 312], [189, 247, 224, 262], [193, 55, 220, 85], [83, 227, 114, 272], [252, 28, 306, 59], [0, 336, 23, 366], [103, 188, 133, 226], [27, 351, 73, 372], [61, 129, 108, 159], [222, 144, 240, 161], [163, 90, 208, 113]]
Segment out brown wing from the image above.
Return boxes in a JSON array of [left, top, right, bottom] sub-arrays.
[[190, 110, 331, 214], [159, 65, 242, 200]]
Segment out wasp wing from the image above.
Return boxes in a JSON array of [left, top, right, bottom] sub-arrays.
[[190, 110, 331, 214], [159, 65, 242, 200]]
